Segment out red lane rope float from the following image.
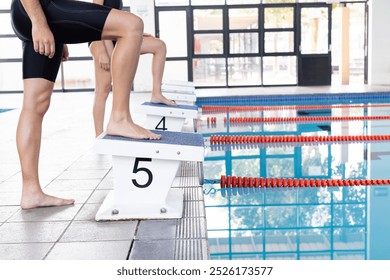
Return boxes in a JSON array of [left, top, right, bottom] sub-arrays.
[[202, 104, 390, 114], [220, 175, 390, 188], [226, 115, 390, 124], [209, 134, 390, 145]]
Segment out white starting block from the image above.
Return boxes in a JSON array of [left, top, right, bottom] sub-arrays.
[[165, 80, 194, 88], [94, 130, 204, 220], [139, 102, 198, 132], [162, 83, 196, 106], [162, 81, 195, 93]]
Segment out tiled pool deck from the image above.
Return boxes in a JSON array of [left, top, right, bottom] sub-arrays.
[[0, 92, 208, 260]]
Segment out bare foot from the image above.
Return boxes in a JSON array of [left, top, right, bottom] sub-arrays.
[[106, 119, 161, 140], [151, 95, 176, 106], [21, 192, 75, 209]]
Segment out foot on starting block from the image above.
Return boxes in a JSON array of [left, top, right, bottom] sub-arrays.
[[162, 83, 196, 106], [94, 130, 204, 221], [139, 102, 198, 132], [162, 90, 197, 105]]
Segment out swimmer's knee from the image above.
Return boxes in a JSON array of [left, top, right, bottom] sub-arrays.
[[157, 39, 167, 54], [122, 13, 144, 36]]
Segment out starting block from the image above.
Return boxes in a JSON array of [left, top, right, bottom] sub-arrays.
[[139, 102, 198, 132], [164, 80, 194, 88], [162, 83, 196, 106], [94, 130, 204, 220], [162, 90, 197, 105], [162, 82, 195, 94]]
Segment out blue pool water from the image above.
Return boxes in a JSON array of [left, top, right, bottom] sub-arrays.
[[0, 109, 12, 114], [197, 93, 390, 260]]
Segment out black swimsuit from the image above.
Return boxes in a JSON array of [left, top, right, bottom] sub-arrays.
[[88, 0, 123, 48], [10, 0, 113, 82]]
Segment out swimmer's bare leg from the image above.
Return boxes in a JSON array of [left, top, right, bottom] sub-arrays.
[[141, 35, 175, 106], [17, 78, 75, 209], [102, 10, 161, 139]]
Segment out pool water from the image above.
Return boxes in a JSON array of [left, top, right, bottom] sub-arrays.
[[197, 94, 390, 260], [0, 109, 12, 114]]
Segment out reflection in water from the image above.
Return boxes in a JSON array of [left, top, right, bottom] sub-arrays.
[[199, 101, 390, 260]]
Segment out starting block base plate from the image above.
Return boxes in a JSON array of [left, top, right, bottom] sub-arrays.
[[95, 188, 184, 221]]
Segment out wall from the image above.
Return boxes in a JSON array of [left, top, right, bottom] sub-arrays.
[[129, 0, 156, 92], [368, 0, 390, 85]]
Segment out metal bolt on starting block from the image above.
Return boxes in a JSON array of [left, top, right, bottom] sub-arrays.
[[94, 130, 204, 221]]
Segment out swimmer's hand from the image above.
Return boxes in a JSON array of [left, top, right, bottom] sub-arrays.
[[62, 44, 69, 62], [32, 22, 55, 59], [99, 51, 110, 71]]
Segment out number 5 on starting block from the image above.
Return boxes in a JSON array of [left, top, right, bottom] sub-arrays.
[[94, 130, 204, 220]]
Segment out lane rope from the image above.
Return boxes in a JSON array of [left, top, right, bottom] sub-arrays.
[[220, 175, 390, 188], [209, 134, 390, 145], [202, 104, 390, 114]]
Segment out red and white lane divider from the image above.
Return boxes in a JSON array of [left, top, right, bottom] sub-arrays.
[[209, 134, 390, 145], [220, 175, 390, 189], [202, 103, 390, 114]]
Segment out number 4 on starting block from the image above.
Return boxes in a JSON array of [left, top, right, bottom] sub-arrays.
[[139, 102, 198, 132], [94, 130, 204, 221]]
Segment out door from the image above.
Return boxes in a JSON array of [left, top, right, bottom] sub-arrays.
[[298, 5, 332, 86]]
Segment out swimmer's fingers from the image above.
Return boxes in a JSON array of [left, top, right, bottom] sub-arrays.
[[32, 24, 56, 58], [43, 39, 55, 58], [102, 63, 110, 71], [62, 44, 69, 62]]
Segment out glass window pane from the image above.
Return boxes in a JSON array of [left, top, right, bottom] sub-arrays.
[[263, 56, 297, 85], [228, 57, 261, 86], [193, 58, 226, 87], [192, 0, 225, 5], [0, 14, 13, 34], [163, 60, 188, 82], [0, 62, 23, 91], [67, 43, 92, 58], [229, 33, 258, 54], [227, 0, 260, 4], [159, 11, 187, 57], [264, 31, 294, 53], [301, 7, 329, 54], [194, 34, 223, 55], [194, 9, 223, 31], [0, 37, 22, 59], [0, 1, 12, 9], [263, 0, 295, 3], [155, 0, 189, 6], [61, 60, 94, 90], [229, 8, 258, 30], [264, 7, 294, 29]]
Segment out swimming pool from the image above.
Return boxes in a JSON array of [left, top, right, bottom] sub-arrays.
[[0, 109, 12, 114], [197, 93, 390, 260]]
